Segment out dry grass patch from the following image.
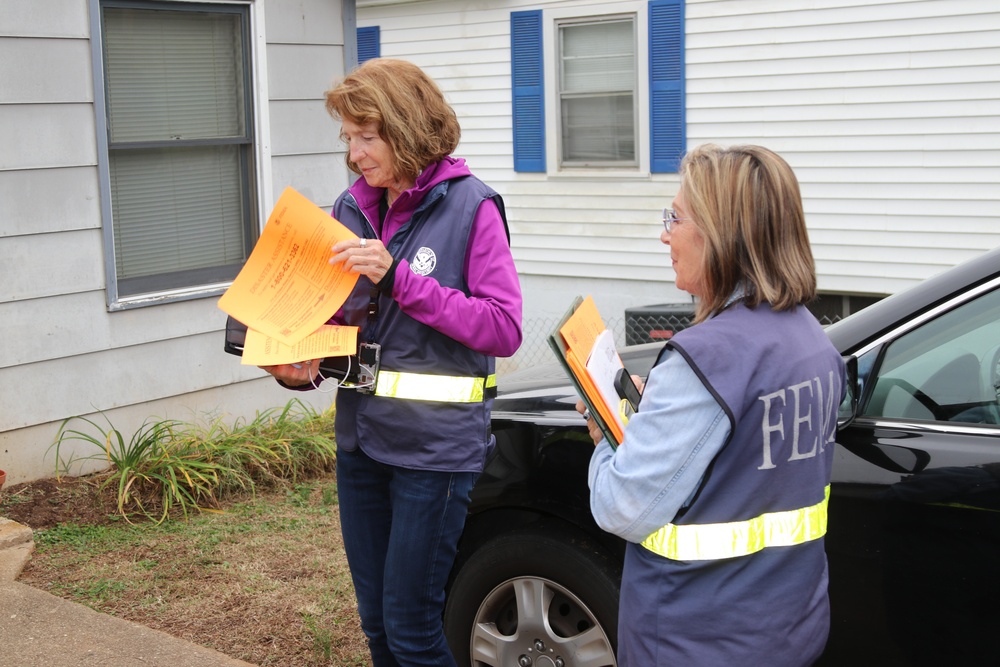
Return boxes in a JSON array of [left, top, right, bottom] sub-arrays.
[[12, 479, 371, 666]]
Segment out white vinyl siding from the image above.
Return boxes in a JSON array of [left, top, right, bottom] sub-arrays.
[[358, 0, 1000, 303], [0, 0, 348, 484], [684, 0, 1000, 291]]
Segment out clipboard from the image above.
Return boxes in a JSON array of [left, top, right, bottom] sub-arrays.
[[548, 296, 626, 448]]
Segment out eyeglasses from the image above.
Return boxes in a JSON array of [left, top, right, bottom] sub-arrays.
[[662, 208, 690, 234]]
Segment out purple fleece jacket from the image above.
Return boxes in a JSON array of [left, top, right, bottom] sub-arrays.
[[339, 156, 522, 357]]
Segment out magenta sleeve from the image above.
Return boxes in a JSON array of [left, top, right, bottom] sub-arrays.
[[391, 198, 523, 357]]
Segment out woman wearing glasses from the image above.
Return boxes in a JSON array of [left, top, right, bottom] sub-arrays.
[[582, 144, 844, 666], [263, 58, 522, 666]]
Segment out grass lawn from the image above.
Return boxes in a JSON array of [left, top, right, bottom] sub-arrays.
[[3, 474, 370, 666]]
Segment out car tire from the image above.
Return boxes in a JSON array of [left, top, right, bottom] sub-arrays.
[[444, 524, 621, 667]]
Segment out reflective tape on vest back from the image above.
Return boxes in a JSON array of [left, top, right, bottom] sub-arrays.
[[640, 485, 830, 561], [374, 370, 496, 403]]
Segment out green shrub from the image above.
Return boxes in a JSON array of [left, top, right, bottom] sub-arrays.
[[50, 399, 337, 524]]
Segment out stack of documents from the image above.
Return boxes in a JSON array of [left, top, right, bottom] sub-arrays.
[[218, 187, 361, 365], [548, 296, 629, 448]]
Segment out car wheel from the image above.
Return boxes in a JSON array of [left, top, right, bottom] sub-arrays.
[[444, 525, 620, 667]]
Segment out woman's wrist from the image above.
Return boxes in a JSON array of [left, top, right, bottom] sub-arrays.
[[376, 257, 401, 293]]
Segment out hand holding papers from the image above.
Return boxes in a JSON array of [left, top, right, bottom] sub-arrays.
[[218, 187, 361, 347], [549, 296, 631, 448]]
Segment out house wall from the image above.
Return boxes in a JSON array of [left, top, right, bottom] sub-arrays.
[[356, 0, 1000, 362], [0, 0, 352, 484]]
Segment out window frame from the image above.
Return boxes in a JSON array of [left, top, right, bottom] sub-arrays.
[[555, 14, 639, 170], [91, 0, 270, 310]]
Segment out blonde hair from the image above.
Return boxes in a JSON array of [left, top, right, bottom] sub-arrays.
[[680, 144, 817, 322], [324, 58, 461, 182]]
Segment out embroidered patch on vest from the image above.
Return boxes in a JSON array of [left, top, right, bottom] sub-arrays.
[[411, 247, 437, 276]]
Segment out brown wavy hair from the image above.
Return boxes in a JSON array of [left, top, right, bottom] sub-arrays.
[[679, 144, 817, 322], [324, 58, 461, 182]]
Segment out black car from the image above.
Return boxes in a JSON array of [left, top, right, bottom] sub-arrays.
[[444, 246, 1000, 667]]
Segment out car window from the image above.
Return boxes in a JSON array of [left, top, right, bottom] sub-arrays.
[[861, 287, 1000, 425]]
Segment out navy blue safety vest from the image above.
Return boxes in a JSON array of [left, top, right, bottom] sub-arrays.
[[331, 176, 503, 472], [618, 303, 844, 666]]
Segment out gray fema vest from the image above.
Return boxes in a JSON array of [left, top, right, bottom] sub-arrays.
[[618, 303, 844, 666], [332, 176, 503, 472]]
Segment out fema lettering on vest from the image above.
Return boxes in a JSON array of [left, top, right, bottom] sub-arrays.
[[757, 370, 840, 470]]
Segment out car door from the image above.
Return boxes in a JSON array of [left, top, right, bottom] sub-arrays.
[[821, 281, 1000, 665]]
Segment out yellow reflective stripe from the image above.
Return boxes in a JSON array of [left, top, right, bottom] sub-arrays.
[[374, 370, 496, 403], [640, 485, 830, 561]]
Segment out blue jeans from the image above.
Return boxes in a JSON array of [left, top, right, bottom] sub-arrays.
[[336, 446, 476, 667]]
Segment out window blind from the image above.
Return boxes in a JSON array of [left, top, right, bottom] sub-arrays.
[[102, 5, 251, 292]]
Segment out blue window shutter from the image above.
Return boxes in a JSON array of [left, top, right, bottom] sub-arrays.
[[511, 10, 545, 173], [358, 26, 380, 64], [649, 0, 685, 173]]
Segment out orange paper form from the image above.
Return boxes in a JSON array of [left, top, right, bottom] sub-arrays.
[[218, 187, 361, 346], [559, 295, 604, 360], [559, 296, 625, 444], [240, 325, 359, 366]]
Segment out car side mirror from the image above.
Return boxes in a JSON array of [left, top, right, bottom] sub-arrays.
[[837, 355, 859, 430]]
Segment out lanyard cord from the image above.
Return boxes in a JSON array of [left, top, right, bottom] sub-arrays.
[[365, 286, 379, 343], [361, 194, 390, 343]]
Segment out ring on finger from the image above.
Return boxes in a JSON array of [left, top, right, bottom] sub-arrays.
[[359, 238, 367, 248]]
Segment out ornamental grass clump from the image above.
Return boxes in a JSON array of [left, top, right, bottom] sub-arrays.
[[50, 399, 337, 524], [206, 399, 339, 486]]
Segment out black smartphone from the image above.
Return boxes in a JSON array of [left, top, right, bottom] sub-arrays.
[[614, 368, 642, 412]]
